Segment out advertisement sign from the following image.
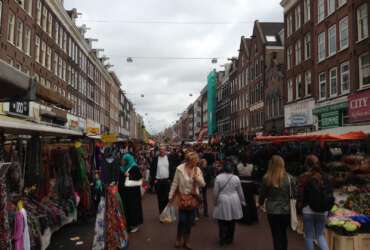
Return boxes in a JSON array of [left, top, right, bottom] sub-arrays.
[[86, 119, 101, 135], [320, 111, 340, 129], [349, 89, 370, 123], [284, 99, 315, 128], [102, 134, 118, 143], [9, 101, 29, 116]]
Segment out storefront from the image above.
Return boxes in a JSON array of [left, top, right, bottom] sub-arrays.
[[313, 101, 348, 130], [284, 99, 315, 134], [348, 88, 370, 124]]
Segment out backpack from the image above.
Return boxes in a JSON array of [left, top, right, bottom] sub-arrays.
[[305, 176, 335, 213]]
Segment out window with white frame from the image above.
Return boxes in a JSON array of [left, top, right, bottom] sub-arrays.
[[304, 0, 311, 23], [287, 14, 293, 37], [41, 41, 46, 66], [42, 6, 47, 31], [318, 32, 326, 62], [24, 26, 31, 55], [328, 25, 337, 56], [55, 22, 59, 43], [54, 53, 58, 75], [62, 60, 66, 81], [35, 36, 40, 63], [338, 0, 347, 8], [339, 17, 349, 50], [287, 46, 292, 70], [48, 13, 52, 36], [305, 71, 312, 96], [25, 0, 32, 16], [327, 0, 335, 15], [359, 53, 370, 87], [330, 68, 338, 97], [46, 46, 51, 70], [36, 0, 42, 25], [319, 72, 327, 99], [58, 57, 62, 78], [15, 19, 23, 50], [357, 4, 369, 41], [295, 40, 302, 65], [318, 0, 325, 23], [296, 74, 302, 99], [59, 27, 63, 48], [340, 61, 350, 94], [63, 32, 67, 52], [295, 6, 301, 30], [304, 33, 311, 60], [7, 12, 15, 44]]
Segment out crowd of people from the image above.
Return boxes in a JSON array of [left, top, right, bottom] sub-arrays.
[[94, 140, 334, 250]]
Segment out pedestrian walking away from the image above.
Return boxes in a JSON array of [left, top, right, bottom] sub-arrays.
[[213, 162, 246, 246], [258, 155, 296, 250]]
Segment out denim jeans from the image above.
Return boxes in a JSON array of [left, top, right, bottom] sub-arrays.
[[178, 209, 194, 235], [303, 213, 329, 250]]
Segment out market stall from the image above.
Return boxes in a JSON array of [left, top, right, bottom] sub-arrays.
[[0, 115, 97, 250], [255, 131, 370, 250]]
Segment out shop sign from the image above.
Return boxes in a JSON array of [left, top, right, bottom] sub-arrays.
[[9, 101, 29, 116], [349, 89, 370, 123], [86, 119, 100, 135], [102, 134, 118, 143], [313, 101, 347, 115], [69, 120, 79, 129], [87, 127, 100, 135], [284, 99, 315, 128], [320, 111, 340, 129]]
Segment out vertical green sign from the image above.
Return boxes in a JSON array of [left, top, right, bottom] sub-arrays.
[[207, 70, 217, 136]]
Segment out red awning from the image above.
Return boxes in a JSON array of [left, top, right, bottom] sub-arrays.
[[255, 131, 367, 143]]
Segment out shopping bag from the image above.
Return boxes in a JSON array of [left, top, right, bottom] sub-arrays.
[[288, 176, 298, 231], [159, 205, 177, 224]]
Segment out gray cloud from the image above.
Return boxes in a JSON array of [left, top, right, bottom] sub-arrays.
[[64, 0, 283, 133]]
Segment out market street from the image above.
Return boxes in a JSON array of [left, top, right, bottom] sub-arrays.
[[49, 192, 305, 250]]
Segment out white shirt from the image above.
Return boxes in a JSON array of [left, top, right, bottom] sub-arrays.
[[156, 155, 170, 179]]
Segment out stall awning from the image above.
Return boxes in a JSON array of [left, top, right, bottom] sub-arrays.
[[304, 125, 370, 136], [255, 131, 367, 143], [0, 115, 83, 136]]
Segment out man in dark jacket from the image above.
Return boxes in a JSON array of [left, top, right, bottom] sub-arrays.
[[150, 145, 177, 214]]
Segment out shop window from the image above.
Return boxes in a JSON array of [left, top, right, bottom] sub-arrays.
[[359, 53, 370, 88], [319, 72, 326, 100], [330, 68, 338, 97], [340, 62, 350, 94], [328, 25, 336, 56], [357, 4, 369, 41], [339, 17, 349, 50]]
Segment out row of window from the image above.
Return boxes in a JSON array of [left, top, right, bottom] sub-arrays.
[[287, 71, 313, 102], [231, 113, 249, 131], [7, 13, 32, 56], [318, 0, 348, 24], [231, 92, 248, 113], [266, 96, 283, 120], [286, 0, 311, 37]]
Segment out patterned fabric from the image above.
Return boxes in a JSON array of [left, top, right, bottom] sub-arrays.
[[106, 185, 128, 250], [92, 198, 106, 250], [0, 181, 11, 250]]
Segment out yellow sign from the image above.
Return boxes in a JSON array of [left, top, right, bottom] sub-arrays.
[[102, 134, 118, 143], [87, 127, 100, 135]]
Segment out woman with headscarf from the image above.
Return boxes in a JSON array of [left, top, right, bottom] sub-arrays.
[[119, 153, 144, 233]]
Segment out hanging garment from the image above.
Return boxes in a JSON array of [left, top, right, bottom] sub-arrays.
[[21, 208, 31, 250], [92, 198, 106, 250], [13, 210, 25, 250], [0, 182, 11, 250]]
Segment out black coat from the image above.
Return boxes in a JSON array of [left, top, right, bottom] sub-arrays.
[[150, 154, 177, 184]]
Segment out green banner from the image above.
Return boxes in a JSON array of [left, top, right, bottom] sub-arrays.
[[207, 70, 217, 136], [320, 110, 340, 129]]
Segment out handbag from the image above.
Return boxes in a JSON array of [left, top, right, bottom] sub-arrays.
[[288, 175, 298, 231], [124, 167, 143, 187], [178, 169, 201, 210]]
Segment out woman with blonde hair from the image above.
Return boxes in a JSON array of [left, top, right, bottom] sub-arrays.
[[169, 151, 205, 249], [258, 155, 295, 250]]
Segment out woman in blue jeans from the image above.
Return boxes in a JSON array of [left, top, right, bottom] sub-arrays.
[[298, 155, 331, 250]]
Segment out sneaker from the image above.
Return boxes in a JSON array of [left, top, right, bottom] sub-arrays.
[[130, 227, 139, 233]]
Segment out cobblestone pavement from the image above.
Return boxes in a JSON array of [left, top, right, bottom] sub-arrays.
[[49, 192, 305, 250]]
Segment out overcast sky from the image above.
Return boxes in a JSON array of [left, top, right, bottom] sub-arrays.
[[64, 0, 283, 134]]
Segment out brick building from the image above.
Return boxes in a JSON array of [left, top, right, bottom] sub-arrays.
[[281, 0, 369, 133], [0, 0, 127, 134]]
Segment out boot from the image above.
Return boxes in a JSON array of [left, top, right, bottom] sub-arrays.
[[175, 232, 182, 248], [183, 233, 192, 250]]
